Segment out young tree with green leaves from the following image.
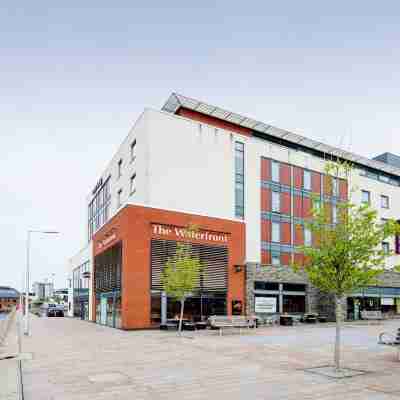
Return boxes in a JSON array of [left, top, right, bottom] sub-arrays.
[[293, 161, 400, 371], [161, 229, 202, 335]]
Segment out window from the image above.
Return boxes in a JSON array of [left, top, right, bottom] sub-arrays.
[[254, 281, 279, 291], [304, 227, 312, 246], [118, 159, 123, 178], [332, 178, 339, 197], [303, 170, 311, 191], [130, 173, 136, 194], [313, 199, 321, 211], [381, 195, 389, 209], [382, 242, 390, 255], [271, 161, 280, 183], [130, 139, 136, 162], [117, 189, 122, 208], [272, 253, 280, 266], [361, 190, 370, 205], [332, 205, 337, 224], [235, 142, 245, 218], [272, 222, 280, 243], [272, 191, 280, 213], [88, 177, 111, 241]]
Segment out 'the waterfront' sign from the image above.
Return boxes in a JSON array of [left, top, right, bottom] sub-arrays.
[[97, 229, 117, 250], [152, 224, 229, 243]]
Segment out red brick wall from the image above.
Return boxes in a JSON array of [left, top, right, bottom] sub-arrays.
[[93, 205, 246, 329], [261, 188, 271, 211]]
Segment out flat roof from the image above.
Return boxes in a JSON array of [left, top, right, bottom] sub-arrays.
[[162, 93, 400, 179]]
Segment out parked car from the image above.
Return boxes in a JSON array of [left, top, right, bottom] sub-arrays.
[[40, 303, 64, 317]]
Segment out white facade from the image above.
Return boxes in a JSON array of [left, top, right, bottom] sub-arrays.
[[83, 107, 400, 268]]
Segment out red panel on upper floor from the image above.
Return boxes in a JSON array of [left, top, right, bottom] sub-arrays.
[[339, 179, 348, 201], [311, 171, 321, 194], [293, 167, 303, 189], [261, 188, 271, 212], [280, 163, 291, 186], [261, 158, 271, 181], [261, 220, 271, 243], [281, 192, 291, 215], [176, 107, 252, 137], [281, 222, 291, 245]]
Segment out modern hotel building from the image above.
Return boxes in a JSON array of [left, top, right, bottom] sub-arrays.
[[68, 93, 400, 329]]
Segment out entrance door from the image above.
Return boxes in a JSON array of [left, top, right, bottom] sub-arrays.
[[100, 296, 107, 325]]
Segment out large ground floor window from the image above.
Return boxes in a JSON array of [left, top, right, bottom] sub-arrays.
[[151, 292, 227, 324], [254, 281, 307, 315], [347, 296, 400, 320], [95, 291, 122, 329], [94, 242, 122, 328]]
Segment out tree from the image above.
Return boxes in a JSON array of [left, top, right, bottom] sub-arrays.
[[293, 161, 400, 371], [161, 228, 202, 335]]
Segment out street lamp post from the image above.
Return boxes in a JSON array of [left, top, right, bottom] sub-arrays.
[[24, 230, 59, 336]]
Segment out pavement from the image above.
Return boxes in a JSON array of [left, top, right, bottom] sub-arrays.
[[15, 316, 400, 399], [0, 313, 21, 400]]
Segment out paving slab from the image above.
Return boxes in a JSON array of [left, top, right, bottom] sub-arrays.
[[20, 317, 400, 400]]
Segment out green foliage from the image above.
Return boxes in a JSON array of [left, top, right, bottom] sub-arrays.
[[161, 241, 202, 302], [293, 161, 400, 297]]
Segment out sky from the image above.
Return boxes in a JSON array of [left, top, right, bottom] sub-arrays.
[[1, 1, 400, 291]]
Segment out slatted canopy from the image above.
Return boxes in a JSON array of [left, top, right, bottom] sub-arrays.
[[162, 93, 400, 179]]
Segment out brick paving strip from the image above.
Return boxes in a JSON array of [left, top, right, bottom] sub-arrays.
[[19, 317, 400, 400], [0, 313, 21, 400]]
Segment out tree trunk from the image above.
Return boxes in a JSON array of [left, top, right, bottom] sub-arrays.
[[178, 298, 185, 336], [334, 295, 343, 371]]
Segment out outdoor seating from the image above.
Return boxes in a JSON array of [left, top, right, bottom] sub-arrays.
[[208, 315, 255, 335], [378, 328, 400, 361], [361, 310, 384, 321], [303, 313, 318, 324]]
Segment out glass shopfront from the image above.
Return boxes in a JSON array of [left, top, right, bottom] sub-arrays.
[[254, 281, 307, 315], [94, 242, 122, 329], [73, 261, 90, 320], [347, 286, 400, 320], [150, 238, 229, 324]]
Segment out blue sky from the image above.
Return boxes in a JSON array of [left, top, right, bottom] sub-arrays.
[[1, 1, 400, 290]]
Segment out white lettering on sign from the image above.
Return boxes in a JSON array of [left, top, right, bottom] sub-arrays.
[[98, 230, 117, 250], [152, 224, 229, 243]]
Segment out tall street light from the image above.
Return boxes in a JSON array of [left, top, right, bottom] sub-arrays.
[[24, 230, 59, 336]]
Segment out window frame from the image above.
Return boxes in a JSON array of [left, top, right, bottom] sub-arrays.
[[271, 191, 280, 213], [271, 161, 280, 183], [361, 190, 370, 205], [303, 170, 311, 191], [118, 159, 123, 178], [130, 173, 136, 195], [117, 189, 122, 208], [130, 139, 137, 163], [381, 195, 389, 209], [271, 222, 281, 243]]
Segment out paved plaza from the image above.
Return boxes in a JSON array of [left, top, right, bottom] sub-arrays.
[[15, 316, 400, 399]]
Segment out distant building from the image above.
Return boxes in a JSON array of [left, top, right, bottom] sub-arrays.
[[0, 286, 20, 312], [33, 282, 54, 301]]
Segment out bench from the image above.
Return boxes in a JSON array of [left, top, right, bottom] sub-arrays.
[[208, 316, 255, 336], [361, 310, 384, 323], [378, 329, 400, 361]]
